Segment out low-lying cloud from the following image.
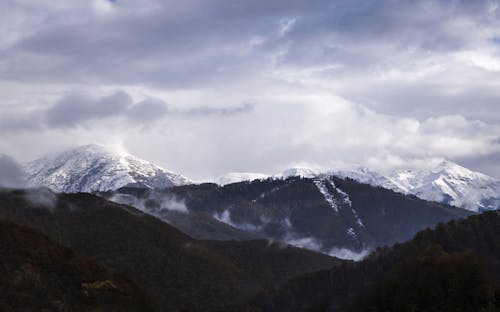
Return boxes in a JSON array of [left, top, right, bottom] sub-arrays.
[[0, 154, 26, 188], [109, 191, 189, 217], [329, 247, 370, 261], [25, 187, 58, 211]]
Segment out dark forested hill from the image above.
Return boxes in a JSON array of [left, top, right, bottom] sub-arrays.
[[239, 211, 500, 311], [0, 188, 339, 311], [0, 220, 152, 311], [103, 176, 471, 256]]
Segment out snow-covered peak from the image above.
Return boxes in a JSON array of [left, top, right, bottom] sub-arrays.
[[326, 166, 405, 191], [385, 160, 500, 212], [280, 167, 318, 179], [23, 144, 191, 193], [216, 172, 269, 185]]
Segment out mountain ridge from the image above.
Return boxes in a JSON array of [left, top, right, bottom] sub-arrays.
[[211, 161, 500, 212], [23, 144, 191, 192], [12, 144, 500, 211]]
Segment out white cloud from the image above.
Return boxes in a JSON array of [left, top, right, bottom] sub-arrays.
[[1, 0, 500, 178]]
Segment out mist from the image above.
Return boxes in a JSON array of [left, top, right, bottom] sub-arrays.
[[109, 191, 188, 219], [0, 154, 26, 188], [25, 187, 58, 211]]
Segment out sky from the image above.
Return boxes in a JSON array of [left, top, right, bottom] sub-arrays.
[[1, 0, 500, 180]]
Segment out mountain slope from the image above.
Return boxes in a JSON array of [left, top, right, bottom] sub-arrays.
[[241, 210, 500, 311], [0, 188, 339, 311], [23, 144, 191, 192], [0, 220, 152, 311], [104, 176, 471, 258]]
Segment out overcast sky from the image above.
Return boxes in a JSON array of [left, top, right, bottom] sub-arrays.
[[1, 0, 500, 180]]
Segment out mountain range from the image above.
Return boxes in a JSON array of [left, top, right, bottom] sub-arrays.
[[18, 144, 500, 212], [220, 161, 500, 212], [2, 144, 500, 310], [5, 144, 493, 258]]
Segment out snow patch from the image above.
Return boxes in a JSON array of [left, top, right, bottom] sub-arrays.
[[313, 178, 339, 212], [216, 172, 269, 185]]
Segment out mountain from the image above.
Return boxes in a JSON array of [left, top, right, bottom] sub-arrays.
[[388, 160, 500, 211], [332, 160, 500, 212], [21, 144, 498, 211], [106, 186, 262, 241], [0, 188, 339, 311], [103, 176, 471, 259], [240, 210, 500, 311], [206, 161, 500, 212], [0, 220, 152, 311], [23, 144, 191, 192]]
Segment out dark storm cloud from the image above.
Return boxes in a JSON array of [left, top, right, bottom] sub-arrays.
[[45, 91, 132, 127], [3, 1, 499, 124], [4, 0, 493, 86], [0, 90, 257, 130]]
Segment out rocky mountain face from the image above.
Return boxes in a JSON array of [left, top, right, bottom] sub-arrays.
[[23, 144, 191, 192]]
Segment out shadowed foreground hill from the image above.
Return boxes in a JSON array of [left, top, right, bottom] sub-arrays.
[[240, 211, 500, 311], [0, 189, 339, 311], [0, 220, 152, 312]]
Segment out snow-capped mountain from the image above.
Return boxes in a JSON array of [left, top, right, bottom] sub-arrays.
[[387, 161, 500, 212], [24, 144, 191, 193], [220, 161, 500, 212], [214, 167, 320, 185], [320, 161, 500, 212]]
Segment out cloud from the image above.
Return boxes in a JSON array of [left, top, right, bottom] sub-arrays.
[[127, 98, 169, 122], [181, 102, 255, 117], [109, 192, 188, 214], [45, 91, 132, 128], [1, 0, 500, 179], [329, 247, 370, 261], [1, 90, 256, 130], [0, 154, 26, 188], [25, 187, 57, 211]]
